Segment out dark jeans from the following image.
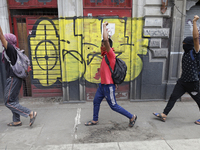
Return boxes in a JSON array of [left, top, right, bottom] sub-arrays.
[[163, 79, 200, 115], [4, 77, 31, 122]]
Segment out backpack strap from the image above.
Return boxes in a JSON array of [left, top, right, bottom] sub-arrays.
[[3, 52, 12, 66], [190, 49, 200, 77], [3, 46, 20, 66], [105, 55, 113, 74], [190, 49, 195, 61]]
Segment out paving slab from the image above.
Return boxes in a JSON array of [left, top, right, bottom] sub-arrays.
[[73, 142, 120, 150], [167, 139, 200, 150], [119, 141, 172, 150]]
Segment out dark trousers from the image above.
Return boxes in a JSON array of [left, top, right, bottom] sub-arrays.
[[163, 79, 200, 115], [4, 77, 31, 122]]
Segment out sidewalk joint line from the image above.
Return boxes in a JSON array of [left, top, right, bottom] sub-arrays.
[[73, 108, 81, 140], [165, 140, 173, 150], [117, 142, 122, 150]]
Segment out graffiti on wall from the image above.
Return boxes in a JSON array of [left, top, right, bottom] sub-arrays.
[[28, 17, 149, 87], [29, 18, 61, 88]]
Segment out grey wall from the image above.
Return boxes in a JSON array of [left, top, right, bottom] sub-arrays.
[[131, 0, 173, 101]]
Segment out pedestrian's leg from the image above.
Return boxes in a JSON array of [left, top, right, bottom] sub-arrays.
[[12, 91, 21, 123], [105, 84, 137, 127], [12, 112, 20, 122], [191, 93, 200, 109], [4, 77, 31, 118], [85, 84, 104, 126], [187, 81, 200, 109], [6, 111, 22, 126], [189, 92, 200, 125], [163, 79, 186, 115], [93, 84, 104, 121], [105, 84, 133, 119], [4, 77, 38, 126], [5, 77, 23, 126], [187, 83, 200, 125]]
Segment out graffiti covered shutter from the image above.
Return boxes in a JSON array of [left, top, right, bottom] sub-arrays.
[[27, 17, 62, 97]]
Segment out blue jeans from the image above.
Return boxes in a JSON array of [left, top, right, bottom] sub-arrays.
[[93, 84, 133, 121]]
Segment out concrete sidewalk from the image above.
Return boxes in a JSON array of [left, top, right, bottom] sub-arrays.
[[0, 98, 200, 150]]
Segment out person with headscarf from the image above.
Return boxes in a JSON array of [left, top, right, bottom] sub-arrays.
[[153, 15, 200, 125], [84, 21, 137, 127], [0, 26, 37, 127]]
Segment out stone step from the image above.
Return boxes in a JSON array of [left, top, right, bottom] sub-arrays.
[[181, 93, 192, 101]]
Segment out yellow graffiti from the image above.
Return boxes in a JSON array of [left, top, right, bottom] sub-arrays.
[[131, 18, 149, 80], [30, 17, 149, 86], [59, 17, 148, 83], [29, 19, 61, 86], [59, 18, 84, 82]]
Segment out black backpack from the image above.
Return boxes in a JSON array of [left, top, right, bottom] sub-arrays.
[[105, 55, 127, 84]]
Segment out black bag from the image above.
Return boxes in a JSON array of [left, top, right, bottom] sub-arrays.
[[105, 55, 127, 84]]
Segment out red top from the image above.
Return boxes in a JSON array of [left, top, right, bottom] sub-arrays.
[[100, 48, 116, 84]]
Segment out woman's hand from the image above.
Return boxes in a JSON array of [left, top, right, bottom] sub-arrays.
[[0, 26, 7, 49], [193, 15, 199, 22]]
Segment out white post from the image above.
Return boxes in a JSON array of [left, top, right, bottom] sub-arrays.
[[0, 0, 9, 103], [57, 0, 84, 101], [0, 0, 10, 52]]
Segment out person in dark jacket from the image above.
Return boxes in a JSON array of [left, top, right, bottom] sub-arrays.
[[0, 26, 37, 127], [153, 15, 200, 125]]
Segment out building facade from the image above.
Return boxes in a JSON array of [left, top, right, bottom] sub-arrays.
[[0, 0, 199, 103]]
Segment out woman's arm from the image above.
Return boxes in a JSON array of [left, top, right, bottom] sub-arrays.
[[0, 26, 7, 49], [193, 15, 200, 53], [102, 21, 110, 53]]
